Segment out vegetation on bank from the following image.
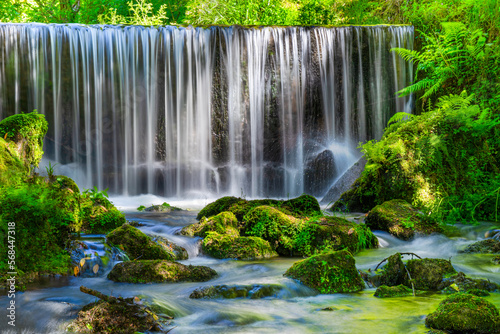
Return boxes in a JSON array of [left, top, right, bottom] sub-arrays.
[[0, 112, 125, 289]]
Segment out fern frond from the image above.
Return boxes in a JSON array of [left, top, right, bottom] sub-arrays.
[[387, 112, 416, 126]]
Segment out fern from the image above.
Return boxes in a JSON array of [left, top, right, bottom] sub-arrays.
[[387, 112, 416, 126]]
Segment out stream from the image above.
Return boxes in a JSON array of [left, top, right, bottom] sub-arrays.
[[1, 196, 499, 334]]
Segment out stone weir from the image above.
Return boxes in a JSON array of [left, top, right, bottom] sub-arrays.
[[0, 24, 413, 198]]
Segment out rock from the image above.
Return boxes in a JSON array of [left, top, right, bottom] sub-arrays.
[[405, 258, 456, 291], [493, 256, 500, 265], [321, 157, 366, 205], [0, 111, 47, 170], [181, 211, 239, 237], [485, 229, 500, 239], [80, 195, 126, 234], [153, 236, 189, 260], [364, 199, 441, 240], [284, 250, 364, 294], [196, 195, 321, 220], [376, 253, 406, 287], [142, 202, 182, 212], [189, 284, 282, 299], [462, 239, 500, 254], [444, 271, 499, 292], [304, 149, 336, 196], [106, 224, 186, 261], [202, 232, 277, 260], [108, 260, 217, 283], [425, 293, 500, 333], [374, 284, 413, 298], [0, 137, 26, 186], [466, 289, 490, 297]]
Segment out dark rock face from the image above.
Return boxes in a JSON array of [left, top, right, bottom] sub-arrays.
[[425, 293, 500, 333], [304, 149, 336, 196]]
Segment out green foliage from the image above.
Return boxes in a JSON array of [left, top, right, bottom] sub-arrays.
[[83, 186, 109, 201], [137, 205, 146, 211], [393, 23, 500, 110], [98, 0, 169, 25]]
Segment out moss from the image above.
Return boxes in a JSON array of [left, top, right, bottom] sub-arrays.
[[284, 250, 365, 294], [196, 195, 321, 221], [106, 224, 182, 261], [463, 239, 500, 254], [143, 202, 182, 212], [153, 236, 189, 260], [189, 284, 282, 299], [493, 256, 500, 265], [181, 211, 238, 237], [66, 299, 164, 333], [374, 284, 413, 298], [466, 289, 490, 297], [405, 258, 456, 291], [0, 137, 27, 186], [377, 253, 406, 287], [364, 199, 442, 240], [0, 111, 48, 170], [445, 271, 500, 292], [107, 260, 217, 283], [425, 293, 500, 333], [80, 195, 125, 234], [202, 232, 277, 260]]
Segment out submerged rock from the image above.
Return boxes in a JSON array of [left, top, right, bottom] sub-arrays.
[[462, 239, 500, 254], [106, 224, 186, 261], [202, 232, 277, 260], [425, 293, 500, 333], [444, 271, 499, 292], [142, 202, 182, 212], [189, 284, 282, 299], [374, 284, 413, 298], [181, 211, 239, 237], [364, 199, 441, 240], [284, 250, 364, 294], [108, 260, 217, 283]]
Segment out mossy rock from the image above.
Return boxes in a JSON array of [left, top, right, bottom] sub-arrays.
[[493, 256, 500, 265], [463, 239, 500, 254], [405, 258, 456, 291], [202, 232, 277, 260], [181, 211, 239, 237], [66, 299, 164, 333], [107, 260, 217, 283], [445, 272, 499, 292], [189, 284, 282, 299], [425, 293, 500, 333], [80, 196, 125, 234], [304, 217, 379, 255], [374, 284, 413, 298], [106, 224, 184, 261], [143, 202, 182, 212], [376, 252, 407, 287], [0, 111, 47, 170], [153, 236, 189, 261], [197, 195, 321, 221], [466, 289, 491, 297], [284, 250, 364, 294], [364, 199, 441, 240], [0, 137, 27, 186]]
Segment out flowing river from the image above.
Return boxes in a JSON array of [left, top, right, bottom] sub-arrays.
[[1, 196, 499, 333]]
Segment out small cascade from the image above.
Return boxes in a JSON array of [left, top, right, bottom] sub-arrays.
[[0, 23, 413, 198]]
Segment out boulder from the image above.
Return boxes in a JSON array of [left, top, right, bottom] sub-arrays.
[[405, 258, 456, 291], [444, 271, 499, 292], [0, 137, 27, 186], [376, 253, 406, 287], [108, 260, 217, 283], [142, 202, 182, 212], [374, 284, 413, 298], [284, 250, 364, 294], [493, 256, 500, 265], [202, 232, 277, 260], [364, 199, 441, 240], [181, 211, 238, 237], [462, 239, 500, 254], [189, 284, 282, 299], [425, 293, 500, 333], [106, 224, 186, 261]]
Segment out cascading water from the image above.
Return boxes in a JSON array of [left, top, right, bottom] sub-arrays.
[[0, 23, 413, 198]]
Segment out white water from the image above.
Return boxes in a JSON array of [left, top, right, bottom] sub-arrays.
[[0, 23, 413, 198]]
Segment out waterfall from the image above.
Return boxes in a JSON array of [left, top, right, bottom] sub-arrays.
[[0, 23, 413, 198]]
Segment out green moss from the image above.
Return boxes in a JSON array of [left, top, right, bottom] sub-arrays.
[[197, 196, 246, 219], [374, 284, 413, 298], [364, 199, 442, 240], [181, 211, 238, 237], [463, 239, 500, 254], [445, 271, 499, 292], [405, 258, 456, 291], [106, 224, 178, 261], [143, 202, 182, 212], [202, 232, 277, 260], [0, 111, 48, 170], [0, 137, 27, 186], [466, 289, 490, 297], [80, 195, 125, 234], [107, 260, 217, 283], [377, 252, 406, 287], [284, 250, 365, 294], [189, 284, 282, 299], [425, 293, 500, 333]]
